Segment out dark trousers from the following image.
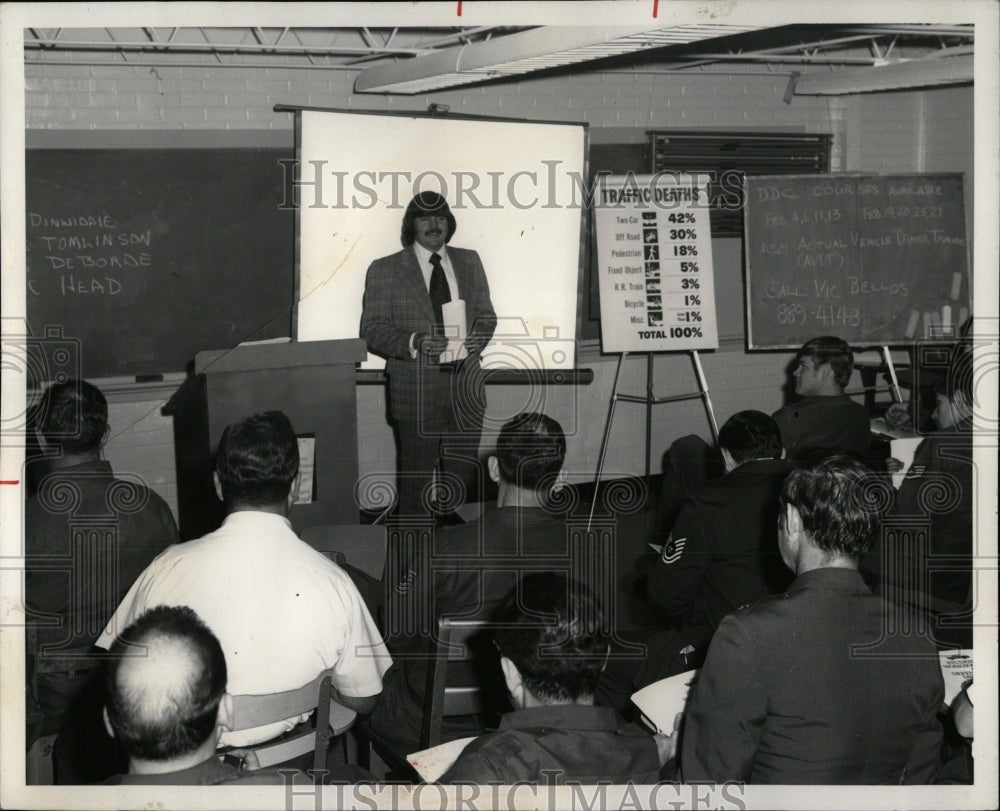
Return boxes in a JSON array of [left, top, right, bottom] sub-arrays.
[[52, 668, 127, 783], [394, 381, 485, 518]]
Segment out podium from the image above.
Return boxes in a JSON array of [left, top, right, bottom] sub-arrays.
[[165, 340, 366, 541]]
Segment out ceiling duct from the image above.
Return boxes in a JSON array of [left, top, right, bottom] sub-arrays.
[[794, 54, 974, 95], [354, 24, 758, 94]]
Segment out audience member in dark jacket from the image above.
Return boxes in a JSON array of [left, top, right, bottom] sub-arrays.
[[25, 379, 178, 744], [440, 573, 665, 785], [368, 412, 573, 756], [682, 455, 944, 784]]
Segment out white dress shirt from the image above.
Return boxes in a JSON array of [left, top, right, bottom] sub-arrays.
[[96, 511, 392, 747], [409, 242, 459, 356]]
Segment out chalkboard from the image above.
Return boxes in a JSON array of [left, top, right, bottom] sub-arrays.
[[26, 149, 294, 379], [744, 173, 969, 348]]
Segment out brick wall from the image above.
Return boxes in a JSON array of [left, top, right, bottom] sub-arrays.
[[21, 60, 974, 517], [26, 64, 841, 132]]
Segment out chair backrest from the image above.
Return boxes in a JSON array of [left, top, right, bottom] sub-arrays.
[[421, 618, 493, 749], [300, 524, 387, 580], [32, 647, 103, 675], [226, 669, 356, 771]]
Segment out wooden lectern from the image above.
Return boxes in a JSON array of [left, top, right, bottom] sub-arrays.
[[165, 340, 366, 541]]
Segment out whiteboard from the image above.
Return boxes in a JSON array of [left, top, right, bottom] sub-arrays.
[[295, 110, 585, 370]]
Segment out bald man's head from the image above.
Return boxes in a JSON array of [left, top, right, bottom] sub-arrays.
[[105, 605, 227, 762]]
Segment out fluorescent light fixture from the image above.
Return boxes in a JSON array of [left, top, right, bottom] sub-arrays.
[[794, 54, 973, 95], [355, 24, 758, 94]]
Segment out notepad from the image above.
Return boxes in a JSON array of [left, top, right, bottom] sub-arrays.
[[631, 668, 699, 734], [441, 300, 469, 363], [407, 736, 478, 783], [939, 649, 973, 707], [890, 436, 924, 488]]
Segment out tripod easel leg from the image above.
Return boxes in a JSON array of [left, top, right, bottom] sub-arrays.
[[589, 352, 627, 531], [882, 345, 903, 403], [691, 350, 720, 442]]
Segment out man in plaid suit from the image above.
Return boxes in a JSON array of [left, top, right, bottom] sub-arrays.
[[361, 192, 496, 519]]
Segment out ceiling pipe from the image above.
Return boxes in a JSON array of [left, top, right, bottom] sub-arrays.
[[354, 24, 757, 94]]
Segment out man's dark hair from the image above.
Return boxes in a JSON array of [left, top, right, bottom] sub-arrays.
[[400, 191, 457, 247], [932, 338, 974, 406], [35, 379, 107, 454], [494, 573, 608, 703], [105, 605, 227, 762], [215, 411, 299, 508], [719, 410, 783, 463], [779, 453, 885, 559], [798, 335, 855, 390], [495, 412, 566, 494]]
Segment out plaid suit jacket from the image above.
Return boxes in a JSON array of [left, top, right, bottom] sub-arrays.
[[360, 246, 496, 429]]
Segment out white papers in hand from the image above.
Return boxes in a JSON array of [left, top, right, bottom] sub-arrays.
[[631, 668, 699, 734], [441, 299, 468, 364], [407, 736, 478, 783], [938, 649, 973, 707], [890, 436, 924, 488]]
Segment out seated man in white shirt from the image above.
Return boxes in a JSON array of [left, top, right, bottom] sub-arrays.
[[97, 411, 392, 749]]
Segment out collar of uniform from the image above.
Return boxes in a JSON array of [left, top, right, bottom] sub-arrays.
[[107, 756, 237, 785], [220, 510, 293, 531], [47, 458, 113, 476], [787, 567, 870, 596], [730, 458, 791, 477], [497, 704, 620, 733], [412, 240, 449, 269], [486, 504, 559, 527]]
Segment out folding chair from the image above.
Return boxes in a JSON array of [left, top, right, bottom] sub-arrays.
[[222, 669, 356, 772], [357, 617, 499, 779], [422, 618, 494, 748]]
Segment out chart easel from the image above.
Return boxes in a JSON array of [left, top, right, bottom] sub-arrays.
[[590, 173, 721, 530], [588, 350, 719, 530]]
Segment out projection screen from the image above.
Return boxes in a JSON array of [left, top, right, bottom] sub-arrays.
[[294, 109, 586, 370]]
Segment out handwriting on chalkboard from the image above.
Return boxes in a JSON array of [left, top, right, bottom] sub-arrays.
[[744, 174, 969, 348], [27, 211, 153, 298], [25, 148, 294, 379]]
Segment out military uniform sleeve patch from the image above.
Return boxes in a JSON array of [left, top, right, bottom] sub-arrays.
[[661, 536, 686, 564]]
